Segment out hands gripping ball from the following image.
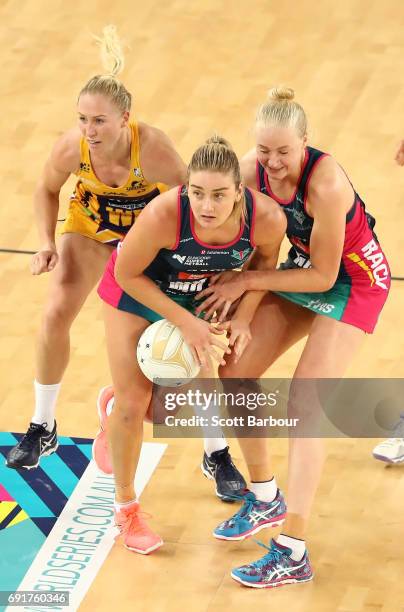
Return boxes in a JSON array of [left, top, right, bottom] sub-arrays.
[[137, 319, 200, 387]]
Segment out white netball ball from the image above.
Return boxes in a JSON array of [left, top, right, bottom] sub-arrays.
[[137, 319, 200, 387]]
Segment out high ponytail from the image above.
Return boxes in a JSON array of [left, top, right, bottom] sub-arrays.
[[93, 24, 125, 77], [78, 25, 132, 113]]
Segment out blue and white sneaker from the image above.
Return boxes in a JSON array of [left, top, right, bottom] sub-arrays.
[[213, 489, 286, 541], [231, 538, 313, 588]]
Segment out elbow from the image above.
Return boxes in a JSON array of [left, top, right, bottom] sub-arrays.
[[310, 266, 338, 292], [115, 265, 142, 297], [34, 183, 60, 207], [320, 275, 337, 292], [114, 265, 130, 292]]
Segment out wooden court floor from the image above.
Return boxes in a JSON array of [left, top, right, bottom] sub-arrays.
[[1, 0, 404, 610]]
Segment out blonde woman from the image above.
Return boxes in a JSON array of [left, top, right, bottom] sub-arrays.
[[96, 136, 286, 554], [7, 26, 246, 501], [6, 26, 185, 469], [197, 88, 391, 588]]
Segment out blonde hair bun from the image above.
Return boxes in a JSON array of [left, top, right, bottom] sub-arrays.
[[205, 134, 232, 148], [268, 86, 295, 102]]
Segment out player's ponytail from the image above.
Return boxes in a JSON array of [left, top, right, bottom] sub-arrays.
[[78, 25, 132, 113]]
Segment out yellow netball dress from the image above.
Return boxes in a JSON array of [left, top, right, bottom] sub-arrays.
[[60, 122, 167, 245]]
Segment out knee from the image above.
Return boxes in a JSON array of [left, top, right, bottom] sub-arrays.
[[42, 295, 77, 334], [287, 380, 323, 422], [113, 389, 151, 427]]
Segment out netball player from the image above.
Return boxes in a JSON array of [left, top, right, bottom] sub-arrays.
[[95, 136, 286, 553], [5, 27, 246, 495], [196, 88, 391, 587]]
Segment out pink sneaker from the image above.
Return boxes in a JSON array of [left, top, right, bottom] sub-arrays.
[[97, 385, 114, 430], [92, 386, 114, 475], [115, 501, 163, 555]]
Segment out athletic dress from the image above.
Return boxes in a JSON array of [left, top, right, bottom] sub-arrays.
[[98, 186, 256, 322], [256, 146, 390, 333], [60, 122, 167, 246]]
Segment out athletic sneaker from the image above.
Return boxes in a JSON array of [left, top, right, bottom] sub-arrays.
[[373, 413, 404, 464], [6, 421, 58, 470], [213, 489, 286, 540], [92, 386, 114, 475], [201, 446, 247, 502], [115, 501, 163, 555], [231, 538, 313, 588]]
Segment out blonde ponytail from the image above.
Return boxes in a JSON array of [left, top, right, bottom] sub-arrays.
[[78, 25, 131, 113], [93, 24, 125, 77]]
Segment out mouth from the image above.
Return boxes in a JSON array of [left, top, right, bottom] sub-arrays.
[[201, 214, 216, 221], [87, 139, 101, 145]]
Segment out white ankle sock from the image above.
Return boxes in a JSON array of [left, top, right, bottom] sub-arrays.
[[250, 478, 277, 502], [106, 397, 114, 417], [203, 437, 228, 456], [193, 399, 228, 457], [277, 534, 306, 561], [114, 499, 137, 511], [32, 380, 61, 431]]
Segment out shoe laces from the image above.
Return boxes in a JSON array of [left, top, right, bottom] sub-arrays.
[[249, 540, 284, 569], [17, 423, 48, 450], [116, 507, 153, 540], [213, 447, 239, 479], [227, 492, 257, 525]]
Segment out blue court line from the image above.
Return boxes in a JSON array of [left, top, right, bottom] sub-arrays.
[[57, 445, 92, 479], [72, 436, 93, 444], [40, 452, 79, 498], [0, 503, 22, 530], [19, 466, 68, 517], [77, 444, 93, 461], [0, 457, 53, 517], [56, 436, 75, 445], [0, 433, 18, 445]]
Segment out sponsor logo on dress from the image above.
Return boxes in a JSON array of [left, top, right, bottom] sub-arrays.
[[307, 299, 335, 314], [293, 208, 306, 225], [347, 239, 389, 290], [290, 236, 310, 254], [168, 278, 208, 293], [172, 254, 187, 264], [293, 254, 312, 269], [231, 248, 251, 261]]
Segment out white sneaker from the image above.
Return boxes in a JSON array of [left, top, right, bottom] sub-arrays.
[[373, 414, 404, 464]]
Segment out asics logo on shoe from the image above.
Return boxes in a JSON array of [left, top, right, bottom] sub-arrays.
[[40, 436, 55, 453], [266, 559, 307, 581], [248, 502, 280, 526]]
